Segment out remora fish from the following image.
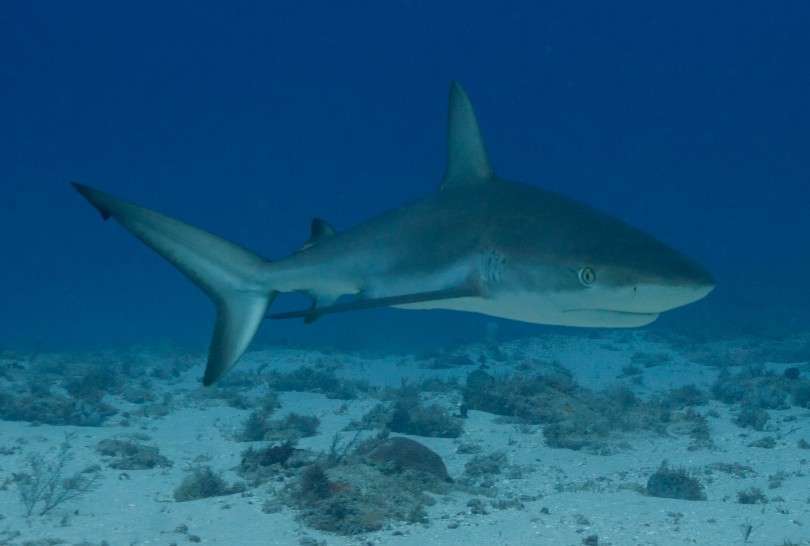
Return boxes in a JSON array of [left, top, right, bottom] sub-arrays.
[[73, 82, 714, 385]]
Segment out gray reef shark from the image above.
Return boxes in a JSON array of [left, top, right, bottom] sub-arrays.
[[73, 82, 714, 385]]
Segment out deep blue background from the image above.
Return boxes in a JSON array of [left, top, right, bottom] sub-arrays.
[[2, 2, 809, 352]]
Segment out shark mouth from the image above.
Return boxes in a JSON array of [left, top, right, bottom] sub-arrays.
[[560, 309, 660, 328]]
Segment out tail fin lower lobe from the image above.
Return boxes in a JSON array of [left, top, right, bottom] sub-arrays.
[[72, 183, 274, 385]]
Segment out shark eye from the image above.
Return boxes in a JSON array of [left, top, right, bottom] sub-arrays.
[[578, 267, 596, 287]]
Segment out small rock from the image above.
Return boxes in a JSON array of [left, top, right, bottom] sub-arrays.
[[365, 436, 451, 482]]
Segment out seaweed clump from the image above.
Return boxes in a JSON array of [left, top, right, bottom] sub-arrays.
[[235, 392, 283, 441], [462, 365, 577, 423], [173, 467, 244, 502], [658, 385, 708, 410], [463, 451, 507, 478], [0, 387, 116, 427], [237, 442, 315, 486], [265, 366, 367, 400], [298, 464, 332, 503], [459, 450, 527, 489], [239, 411, 320, 443], [645, 462, 706, 501], [351, 382, 462, 438], [64, 365, 123, 403], [388, 395, 463, 438], [96, 438, 172, 470], [463, 368, 667, 453], [734, 405, 770, 431], [283, 434, 451, 534], [737, 487, 768, 504], [712, 365, 810, 410]]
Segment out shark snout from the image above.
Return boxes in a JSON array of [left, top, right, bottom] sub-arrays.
[[621, 241, 715, 313], [657, 257, 715, 309], [626, 280, 714, 314], [620, 256, 715, 313]]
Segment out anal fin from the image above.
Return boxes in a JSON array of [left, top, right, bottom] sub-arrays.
[[303, 293, 338, 324]]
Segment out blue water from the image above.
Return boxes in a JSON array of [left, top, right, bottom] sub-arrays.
[[2, 1, 809, 350], [5, 5, 810, 545]]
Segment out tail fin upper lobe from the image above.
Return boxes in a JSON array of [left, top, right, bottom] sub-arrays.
[[72, 183, 274, 385]]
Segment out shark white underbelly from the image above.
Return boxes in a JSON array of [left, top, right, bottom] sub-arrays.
[[394, 294, 660, 328]]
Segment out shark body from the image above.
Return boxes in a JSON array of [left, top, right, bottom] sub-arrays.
[[74, 83, 714, 385]]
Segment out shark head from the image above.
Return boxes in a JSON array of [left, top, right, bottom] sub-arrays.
[[495, 184, 715, 328], [552, 243, 714, 328], [438, 82, 715, 328]]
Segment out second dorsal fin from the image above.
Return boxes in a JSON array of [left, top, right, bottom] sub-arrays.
[[300, 217, 336, 251], [440, 82, 494, 190]]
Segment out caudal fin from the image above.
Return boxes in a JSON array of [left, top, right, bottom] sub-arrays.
[[72, 183, 275, 385]]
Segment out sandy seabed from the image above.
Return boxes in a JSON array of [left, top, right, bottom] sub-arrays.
[[1, 330, 809, 546]]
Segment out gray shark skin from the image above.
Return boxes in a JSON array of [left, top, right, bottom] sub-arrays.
[[73, 82, 714, 385]]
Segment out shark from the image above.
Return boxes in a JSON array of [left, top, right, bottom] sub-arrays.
[[73, 82, 714, 385]]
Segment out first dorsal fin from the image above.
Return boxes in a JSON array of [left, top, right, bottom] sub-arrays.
[[440, 82, 494, 190], [300, 217, 336, 251]]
